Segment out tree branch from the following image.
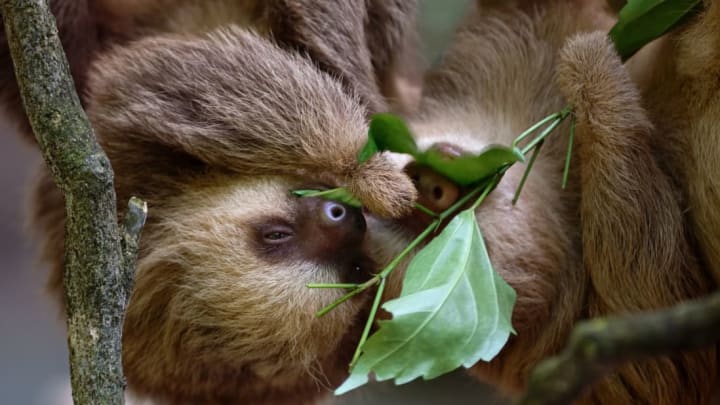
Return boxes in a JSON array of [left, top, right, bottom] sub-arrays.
[[516, 291, 720, 405], [1, 1, 146, 403]]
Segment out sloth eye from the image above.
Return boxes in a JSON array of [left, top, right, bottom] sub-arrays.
[[262, 227, 294, 244]]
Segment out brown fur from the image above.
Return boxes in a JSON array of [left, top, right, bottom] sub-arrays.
[[370, 1, 718, 403], [1, 0, 417, 140], [629, 0, 720, 285], [18, 1, 419, 404], [260, 0, 418, 113]]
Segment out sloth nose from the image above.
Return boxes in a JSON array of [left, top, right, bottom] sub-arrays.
[[316, 200, 367, 236], [405, 163, 460, 213], [322, 201, 347, 224], [300, 197, 367, 242]]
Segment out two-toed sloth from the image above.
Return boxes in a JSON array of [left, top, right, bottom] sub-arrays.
[[2, 0, 420, 403], [370, 0, 720, 403]]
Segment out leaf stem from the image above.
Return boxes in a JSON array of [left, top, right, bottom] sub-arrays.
[[512, 112, 560, 148], [439, 181, 488, 221], [350, 277, 387, 368], [521, 117, 562, 155], [562, 113, 576, 190], [414, 202, 438, 217], [315, 177, 493, 318], [513, 141, 544, 205], [316, 287, 369, 317], [379, 220, 438, 279], [470, 176, 500, 211]]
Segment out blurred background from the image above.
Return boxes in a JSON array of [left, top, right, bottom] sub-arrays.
[[0, 0, 509, 403]]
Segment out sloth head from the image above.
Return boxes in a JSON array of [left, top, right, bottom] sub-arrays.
[[121, 175, 373, 402]]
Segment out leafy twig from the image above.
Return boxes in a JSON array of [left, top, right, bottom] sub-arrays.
[[315, 110, 572, 373], [516, 291, 720, 405]]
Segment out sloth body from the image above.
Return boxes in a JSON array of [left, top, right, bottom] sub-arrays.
[[372, 1, 720, 403], [3, 0, 419, 403]]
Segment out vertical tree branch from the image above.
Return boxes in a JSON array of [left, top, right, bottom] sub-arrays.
[[1, 1, 146, 403]]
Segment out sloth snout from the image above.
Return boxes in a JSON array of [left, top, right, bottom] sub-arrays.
[[298, 198, 371, 283], [298, 197, 367, 261], [405, 163, 460, 213]]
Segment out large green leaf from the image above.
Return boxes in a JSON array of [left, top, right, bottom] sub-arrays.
[[609, 0, 702, 60], [417, 144, 524, 186], [336, 210, 516, 394]]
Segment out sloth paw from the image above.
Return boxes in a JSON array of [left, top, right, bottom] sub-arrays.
[[349, 155, 417, 218], [557, 32, 634, 119], [556, 31, 647, 137]]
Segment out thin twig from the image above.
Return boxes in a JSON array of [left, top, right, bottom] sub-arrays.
[[516, 291, 720, 405]]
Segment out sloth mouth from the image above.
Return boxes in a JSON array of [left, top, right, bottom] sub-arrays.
[[342, 253, 375, 284]]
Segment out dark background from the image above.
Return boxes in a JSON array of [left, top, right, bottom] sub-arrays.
[[0, 1, 508, 403]]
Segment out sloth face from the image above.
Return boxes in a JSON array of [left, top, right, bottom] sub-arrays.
[[121, 175, 371, 400]]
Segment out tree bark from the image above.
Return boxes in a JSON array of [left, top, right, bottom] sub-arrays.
[[517, 291, 720, 405], [0, 1, 146, 404]]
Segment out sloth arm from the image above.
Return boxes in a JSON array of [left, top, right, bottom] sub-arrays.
[[557, 31, 715, 404], [89, 29, 415, 217]]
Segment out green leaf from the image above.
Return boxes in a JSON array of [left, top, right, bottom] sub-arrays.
[[357, 133, 379, 163], [416, 144, 525, 186], [336, 210, 516, 394], [358, 114, 522, 186], [360, 113, 419, 162], [292, 188, 362, 208], [609, 0, 702, 60], [358, 113, 416, 163]]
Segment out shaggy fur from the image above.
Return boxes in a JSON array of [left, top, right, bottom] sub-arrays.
[[0, 0, 417, 140], [85, 28, 414, 218], [261, 0, 417, 113], [628, 0, 720, 284], [370, 1, 719, 403], [14, 1, 419, 403]]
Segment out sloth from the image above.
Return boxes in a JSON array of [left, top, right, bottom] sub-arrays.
[[1, 0, 421, 403], [366, 0, 720, 403]]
